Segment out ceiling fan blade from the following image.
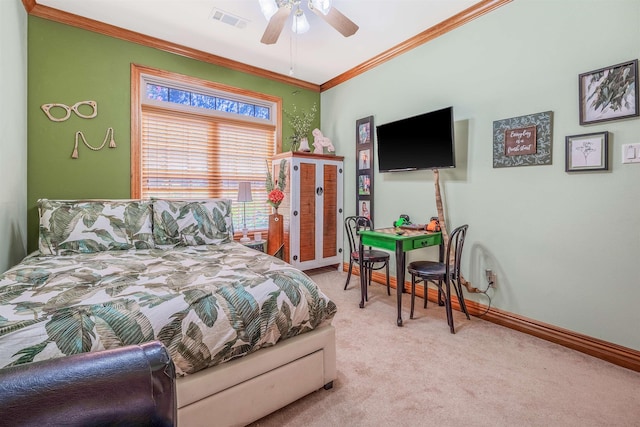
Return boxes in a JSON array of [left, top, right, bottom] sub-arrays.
[[311, 6, 359, 37], [260, 6, 291, 45]]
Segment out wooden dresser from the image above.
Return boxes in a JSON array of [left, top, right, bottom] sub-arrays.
[[271, 152, 344, 270]]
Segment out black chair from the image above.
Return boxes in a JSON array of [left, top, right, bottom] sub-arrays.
[[407, 224, 471, 333], [344, 216, 390, 298], [0, 341, 177, 426]]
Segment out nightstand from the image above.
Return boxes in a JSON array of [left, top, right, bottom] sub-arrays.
[[242, 240, 266, 253]]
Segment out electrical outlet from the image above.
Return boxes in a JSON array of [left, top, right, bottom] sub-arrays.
[[485, 269, 496, 288]]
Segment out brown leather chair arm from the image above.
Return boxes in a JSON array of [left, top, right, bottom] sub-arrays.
[[0, 341, 176, 426]]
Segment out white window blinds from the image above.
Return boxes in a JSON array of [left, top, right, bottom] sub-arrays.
[[131, 65, 281, 233], [141, 106, 274, 200]]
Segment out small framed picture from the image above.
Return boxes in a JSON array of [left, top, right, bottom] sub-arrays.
[[358, 174, 371, 195], [357, 117, 372, 144], [579, 59, 638, 125], [358, 149, 371, 170], [358, 199, 371, 220], [565, 131, 609, 172]]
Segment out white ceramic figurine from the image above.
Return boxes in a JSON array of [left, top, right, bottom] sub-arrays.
[[312, 128, 335, 154]]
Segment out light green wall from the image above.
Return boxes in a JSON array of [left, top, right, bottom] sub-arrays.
[[27, 16, 320, 252], [322, 0, 640, 350], [0, 0, 28, 271]]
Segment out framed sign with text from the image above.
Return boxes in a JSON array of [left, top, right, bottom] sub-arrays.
[[504, 125, 536, 156], [493, 111, 553, 168]]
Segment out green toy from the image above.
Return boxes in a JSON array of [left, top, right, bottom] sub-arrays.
[[394, 217, 408, 227]]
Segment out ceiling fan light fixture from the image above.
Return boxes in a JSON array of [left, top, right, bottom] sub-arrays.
[[309, 0, 332, 15], [258, 0, 279, 20], [259, 0, 357, 44], [291, 8, 310, 34]]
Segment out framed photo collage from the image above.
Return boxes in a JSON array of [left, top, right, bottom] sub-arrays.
[[356, 116, 374, 225]]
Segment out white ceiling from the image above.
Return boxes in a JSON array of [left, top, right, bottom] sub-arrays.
[[37, 0, 485, 85]]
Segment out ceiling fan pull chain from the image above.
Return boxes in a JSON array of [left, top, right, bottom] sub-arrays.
[[289, 29, 295, 75]]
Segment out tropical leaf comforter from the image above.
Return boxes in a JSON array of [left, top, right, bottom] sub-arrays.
[[0, 243, 337, 376]]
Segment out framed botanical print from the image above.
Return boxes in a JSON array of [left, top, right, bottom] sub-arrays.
[[356, 116, 374, 224], [565, 131, 609, 172], [579, 59, 638, 125]]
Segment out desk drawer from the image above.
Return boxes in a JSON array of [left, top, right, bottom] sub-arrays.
[[410, 235, 440, 249]]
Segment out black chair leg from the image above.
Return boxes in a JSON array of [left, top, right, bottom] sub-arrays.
[[423, 281, 428, 309], [410, 274, 416, 319], [363, 262, 369, 301], [444, 279, 455, 334], [385, 262, 390, 296], [344, 260, 353, 290], [453, 278, 471, 320]]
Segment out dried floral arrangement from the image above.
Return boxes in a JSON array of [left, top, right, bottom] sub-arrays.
[[284, 104, 317, 151]]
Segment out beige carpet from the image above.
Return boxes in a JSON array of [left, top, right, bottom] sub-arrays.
[[249, 269, 640, 427]]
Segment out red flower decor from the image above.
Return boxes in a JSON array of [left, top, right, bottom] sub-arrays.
[[265, 159, 288, 209], [268, 188, 284, 207]]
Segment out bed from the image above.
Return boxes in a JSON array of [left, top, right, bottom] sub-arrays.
[[0, 198, 337, 426]]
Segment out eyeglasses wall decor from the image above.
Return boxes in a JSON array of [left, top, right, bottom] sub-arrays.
[[356, 116, 374, 224], [41, 100, 98, 122], [41, 99, 118, 159]]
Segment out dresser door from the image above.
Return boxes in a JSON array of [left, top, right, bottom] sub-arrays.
[[297, 161, 317, 263]]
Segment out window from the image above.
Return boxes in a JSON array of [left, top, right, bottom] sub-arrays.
[[131, 65, 282, 233]]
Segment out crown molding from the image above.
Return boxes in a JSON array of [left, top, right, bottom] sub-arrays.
[[321, 0, 512, 91], [23, 0, 511, 92], [24, 1, 321, 92], [21, 0, 36, 13]]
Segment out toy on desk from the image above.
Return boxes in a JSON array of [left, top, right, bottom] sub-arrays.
[[395, 214, 431, 232], [394, 214, 411, 228], [426, 216, 441, 232], [393, 215, 411, 234]]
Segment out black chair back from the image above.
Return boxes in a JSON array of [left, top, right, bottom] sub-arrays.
[[446, 224, 469, 281], [344, 215, 390, 295], [345, 216, 374, 254]]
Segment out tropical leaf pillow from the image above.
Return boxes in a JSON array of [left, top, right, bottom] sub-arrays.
[[38, 199, 154, 255], [152, 199, 234, 247]]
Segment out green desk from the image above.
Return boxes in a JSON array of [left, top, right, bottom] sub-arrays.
[[358, 228, 443, 326]]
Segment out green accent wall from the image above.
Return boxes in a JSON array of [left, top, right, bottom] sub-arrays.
[[27, 16, 320, 252]]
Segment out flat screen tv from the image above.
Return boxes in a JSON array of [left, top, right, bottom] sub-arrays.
[[376, 106, 455, 172]]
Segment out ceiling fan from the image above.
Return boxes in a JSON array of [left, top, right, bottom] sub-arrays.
[[259, 0, 359, 45]]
